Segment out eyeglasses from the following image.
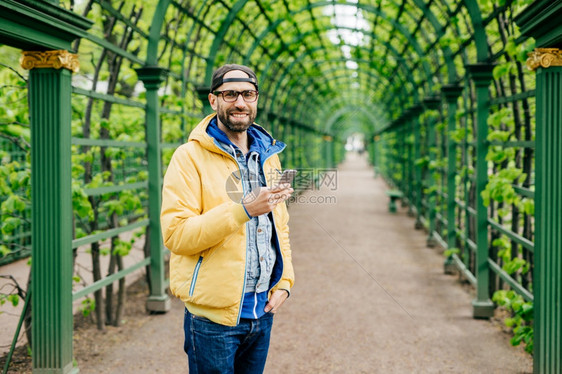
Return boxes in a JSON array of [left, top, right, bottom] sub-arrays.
[[213, 90, 259, 103]]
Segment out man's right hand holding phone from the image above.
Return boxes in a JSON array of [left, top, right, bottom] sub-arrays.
[[242, 170, 296, 217]]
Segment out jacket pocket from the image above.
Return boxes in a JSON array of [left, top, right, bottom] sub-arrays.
[[189, 256, 203, 297]]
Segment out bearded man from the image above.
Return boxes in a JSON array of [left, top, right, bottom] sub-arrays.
[[161, 64, 295, 374]]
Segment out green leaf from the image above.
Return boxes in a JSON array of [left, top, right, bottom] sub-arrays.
[[81, 298, 95, 317], [493, 63, 512, 80], [521, 303, 533, 315], [102, 200, 124, 216], [503, 257, 527, 275], [2, 194, 27, 213], [505, 317, 516, 327], [504, 38, 517, 56], [520, 198, 534, 215], [487, 130, 511, 142], [492, 236, 510, 249], [75, 227, 87, 239], [113, 239, 132, 256], [0, 244, 11, 256], [415, 156, 429, 167], [7, 294, 19, 307], [481, 189, 490, 207], [497, 207, 510, 218], [1, 217, 22, 235], [511, 335, 523, 346], [444, 248, 460, 257], [9, 170, 30, 190]]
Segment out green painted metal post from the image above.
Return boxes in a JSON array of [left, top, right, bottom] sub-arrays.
[[136, 67, 171, 313], [466, 64, 495, 319], [24, 51, 77, 374], [423, 97, 441, 247], [297, 127, 307, 166], [462, 76, 472, 269], [373, 135, 379, 177], [532, 58, 562, 374], [292, 126, 298, 168], [196, 86, 213, 116], [324, 136, 333, 169], [412, 105, 424, 230], [399, 124, 408, 198], [441, 85, 463, 274], [406, 116, 415, 217], [4, 4, 91, 372], [516, 4, 562, 369], [266, 112, 276, 139]]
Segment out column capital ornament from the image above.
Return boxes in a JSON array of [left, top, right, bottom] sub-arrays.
[[20, 50, 79, 73], [527, 48, 562, 71]]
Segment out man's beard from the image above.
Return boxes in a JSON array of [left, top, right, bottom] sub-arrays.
[[217, 106, 256, 133]]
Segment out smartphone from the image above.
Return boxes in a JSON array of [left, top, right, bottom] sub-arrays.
[[277, 169, 297, 186]]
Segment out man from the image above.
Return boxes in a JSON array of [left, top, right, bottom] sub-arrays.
[[161, 64, 295, 373]]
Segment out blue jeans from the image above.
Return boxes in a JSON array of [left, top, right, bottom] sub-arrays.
[[183, 308, 274, 374]]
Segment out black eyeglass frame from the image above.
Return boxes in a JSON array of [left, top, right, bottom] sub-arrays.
[[213, 90, 259, 103]]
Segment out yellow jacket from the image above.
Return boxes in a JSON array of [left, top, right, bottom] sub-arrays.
[[161, 114, 294, 326]]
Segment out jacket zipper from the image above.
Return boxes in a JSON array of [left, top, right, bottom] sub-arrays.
[[231, 153, 249, 325], [261, 153, 285, 293], [189, 256, 203, 297]]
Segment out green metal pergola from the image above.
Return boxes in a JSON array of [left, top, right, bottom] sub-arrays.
[[0, 0, 561, 373]]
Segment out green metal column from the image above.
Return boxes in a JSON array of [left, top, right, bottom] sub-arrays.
[[3, 4, 91, 373], [412, 105, 424, 230], [197, 87, 213, 116], [406, 116, 415, 217], [466, 64, 495, 319], [373, 135, 379, 177], [290, 122, 302, 168], [136, 67, 171, 313], [399, 124, 407, 196], [532, 55, 562, 374], [423, 97, 441, 247], [299, 128, 305, 167], [23, 50, 77, 374], [441, 85, 463, 274], [324, 135, 333, 169], [462, 75, 472, 269], [516, 4, 562, 370], [266, 112, 277, 139]]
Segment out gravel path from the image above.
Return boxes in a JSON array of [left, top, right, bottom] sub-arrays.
[[77, 153, 533, 373]]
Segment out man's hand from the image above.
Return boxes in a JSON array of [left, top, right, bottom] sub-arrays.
[[243, 183, 293, 217], [264, 289, 289, 314]]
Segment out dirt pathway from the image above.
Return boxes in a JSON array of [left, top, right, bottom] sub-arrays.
[[76, 153, 532, 373], [265, 153, 532, 373]]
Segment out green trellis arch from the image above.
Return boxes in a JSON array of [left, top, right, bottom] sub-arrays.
[[0, 0, 561, 373]]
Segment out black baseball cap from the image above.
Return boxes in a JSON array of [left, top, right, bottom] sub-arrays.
[[210, 64, 259, 93]]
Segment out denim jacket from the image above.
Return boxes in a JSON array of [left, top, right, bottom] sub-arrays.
[[207, 117, 281, 297], [217, 142, 277, 294]]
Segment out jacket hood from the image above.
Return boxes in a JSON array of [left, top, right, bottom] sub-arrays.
[[188, 114, 286, 164]]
